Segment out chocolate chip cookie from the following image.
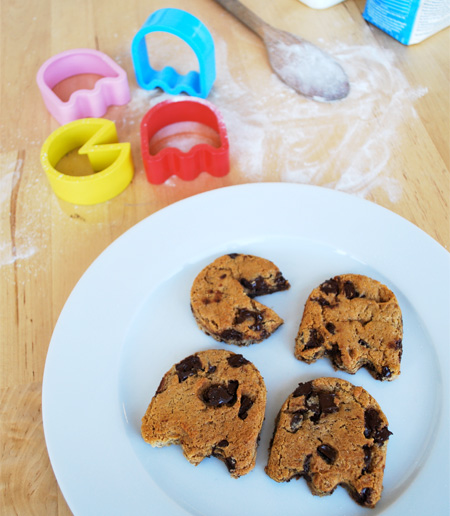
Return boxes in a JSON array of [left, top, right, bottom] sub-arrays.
[[191, 253, 290, 346], [141, 349, 267, 478], [294, 274, 403, 380], [265, 377, 392, 508]]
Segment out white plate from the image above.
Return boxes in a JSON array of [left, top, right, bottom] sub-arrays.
[[43, 183, 450, 516]]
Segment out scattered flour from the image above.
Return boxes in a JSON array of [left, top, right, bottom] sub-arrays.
[[119, 36, 426, 202], [0, 33, 427, 266], [210, 37, 426, 201], [0, 166, 39, 267]]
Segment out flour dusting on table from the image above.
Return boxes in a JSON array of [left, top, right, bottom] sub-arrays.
[[212, 38, 426, 201], [0, 37, 427, 266], [125, 37, 426, 201]]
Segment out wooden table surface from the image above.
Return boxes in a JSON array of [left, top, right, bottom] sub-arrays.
[[1, 0, 449, 514]]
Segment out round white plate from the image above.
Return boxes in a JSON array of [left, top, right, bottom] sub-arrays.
[[43, 183, 449, 516]]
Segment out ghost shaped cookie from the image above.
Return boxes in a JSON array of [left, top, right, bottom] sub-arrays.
[[141, 349, 266, 478], [294, 274, 403, 380], [265, 377, 392, 508]]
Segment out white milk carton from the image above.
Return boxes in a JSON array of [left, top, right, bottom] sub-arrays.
[[297, 0, 346, 8], [363, 0, 450, 45]]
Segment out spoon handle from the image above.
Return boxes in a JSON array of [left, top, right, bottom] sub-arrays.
[[213, 0, 270, 38]]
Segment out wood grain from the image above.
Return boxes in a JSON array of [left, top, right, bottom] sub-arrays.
[[1, 0, 448, 514]]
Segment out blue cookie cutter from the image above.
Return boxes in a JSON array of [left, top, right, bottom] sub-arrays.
[[131, 8, 216, 98]]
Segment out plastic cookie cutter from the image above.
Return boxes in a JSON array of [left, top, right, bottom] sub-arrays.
[[140, 99, 229, 184], [40, 118, 134, 205], [131, 8, 216, 98], [36, 48, 130, 125]]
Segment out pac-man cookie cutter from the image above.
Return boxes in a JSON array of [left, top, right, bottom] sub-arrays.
[[131, 8, 216, 98], [36, 48, 130, 125], [40, 118, 134, 205], [140, 99, 229, 184]]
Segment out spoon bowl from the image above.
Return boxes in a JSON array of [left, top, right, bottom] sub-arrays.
[[214, 0, 350, 101]]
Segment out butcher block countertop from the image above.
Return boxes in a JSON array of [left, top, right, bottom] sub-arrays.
[[1, 0, 448, 514]]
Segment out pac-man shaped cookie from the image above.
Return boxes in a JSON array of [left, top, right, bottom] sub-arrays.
[[141, 349, 266, 478], [36, 48, 130, 125], [40, 118, 134, 205], [190, 253, 290, 346]]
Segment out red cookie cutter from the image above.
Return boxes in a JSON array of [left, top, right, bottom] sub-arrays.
[[140, 99, 230, 184]]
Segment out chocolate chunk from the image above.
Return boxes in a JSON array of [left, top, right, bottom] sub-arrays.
[[212, 439, 229, 458], [374, 426, 393, 445], [202, 380, 239, 407], [325, 322, 336, 334], [304, 329, 324, 350], [228, 253, 240, 259], [362, 444, 372, 474], [220, 329, 243, 342], [226, 380, 239, 402], [359, 338, 370, 348], [225, 457, 236, 472], [320, 279, 339, 295], [320, 278, 340, 295], [312, 296, 331, 307], [175, 355, 203, 382], [274, 272, 290, 290], [234, 309, 264, 331], [202, 384, 234, 407], [293, 381, 313, 398], [249, 317, 264, 332], [318, 392, 338, 414], [208, 365, 217, 374], [234, 309, 257, 324], [303, 453, 312, 481], [355, 487, 373, 506], [343, 280, 358, 299], [227, 354, 249, 368], [317, 444, 338, 464], [219, 274, 227, 279], [240, 276, 269, 297], [307, 397, 321, 424], [378, 366, 392, 380], [395, 339, 403, 350], [364, 408, 392, 444], [364, 408, 382, 437], [238, 395, 254, 420], [389, 338, 403, 350], [327, 343, 342, 362], [290, 410, 306, 432]]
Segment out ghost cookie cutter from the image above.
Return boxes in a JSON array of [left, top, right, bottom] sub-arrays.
[[36, 48, 130, 125], [140, 99, 229, 184], [40, 118, 134, 205], [131, 8, 216, 98]]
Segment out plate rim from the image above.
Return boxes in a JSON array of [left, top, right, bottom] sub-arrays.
[[42, 183, 450, 515]]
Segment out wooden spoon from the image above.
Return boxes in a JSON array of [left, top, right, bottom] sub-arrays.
[[213, 0, 350, 101]]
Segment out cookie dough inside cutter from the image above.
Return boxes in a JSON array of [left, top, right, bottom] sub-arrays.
[[36, 48, 130, 125], [131, 8, 216, 98], [40, 118, 134, 205], [140, 99, 229, 184]]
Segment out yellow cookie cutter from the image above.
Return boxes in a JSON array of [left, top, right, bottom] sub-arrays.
[[40, 118, 134, 205]]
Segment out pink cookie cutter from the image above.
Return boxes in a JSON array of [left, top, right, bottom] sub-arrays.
[[140, 99, 230, 184], [36, 48, 130, 125]]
